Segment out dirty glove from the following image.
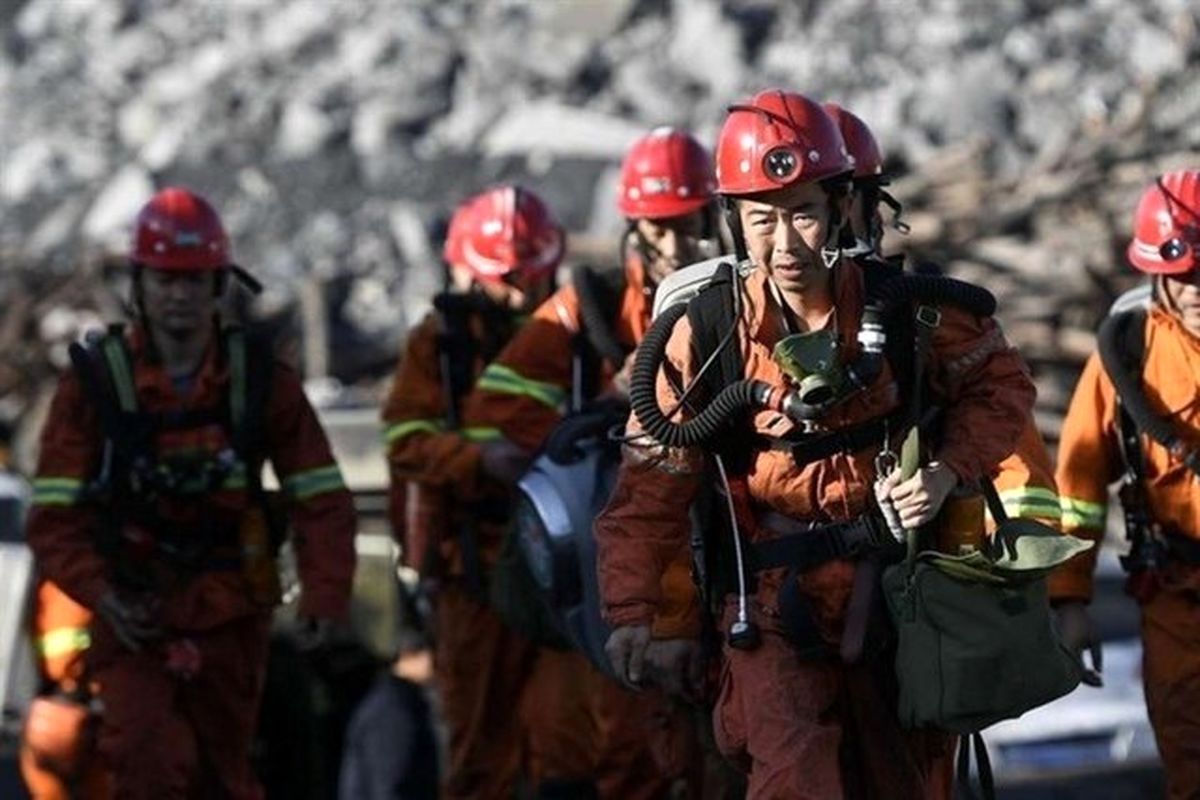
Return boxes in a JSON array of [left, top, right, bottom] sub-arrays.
[[96, 590, 161, 652], [644, 638, 704, 701], [605, 624, 652, 690], [1054, 601, 1103, 687], [479, 439, 532, 486]]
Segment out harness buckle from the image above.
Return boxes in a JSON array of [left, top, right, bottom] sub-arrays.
[[915, 304, 942, 329]]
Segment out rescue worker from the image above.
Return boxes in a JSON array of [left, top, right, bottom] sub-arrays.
[[1050, 169, 1200, 799], [825, 101, 1063, 547], [381, 185, 585, 799], [463, 129, 719, 798], [25, 186, 357, 800], [596, 90, 1038, 798]]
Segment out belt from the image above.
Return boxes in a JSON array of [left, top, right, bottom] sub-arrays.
[[750, 511, 900, 573]]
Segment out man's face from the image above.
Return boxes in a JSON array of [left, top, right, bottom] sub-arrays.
[[737, 181, 846, 295], [1162, 268, 1200, 338], [633, 210, 707, 285], [139, 268, 218, 340]]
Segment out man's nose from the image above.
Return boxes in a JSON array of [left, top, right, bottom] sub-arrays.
[[774, 215, 801, 253]]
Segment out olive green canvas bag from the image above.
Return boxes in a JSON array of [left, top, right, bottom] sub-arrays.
[[882, 479, 1091, 734]]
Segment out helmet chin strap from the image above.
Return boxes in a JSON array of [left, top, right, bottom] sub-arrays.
[[820, 244, 842, 270], [820, 204, 845, 270], [722, 198, 751, 264]]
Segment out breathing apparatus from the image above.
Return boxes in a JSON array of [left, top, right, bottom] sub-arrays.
[[513, 403, 626, 677], [630, 256, 995, 649]]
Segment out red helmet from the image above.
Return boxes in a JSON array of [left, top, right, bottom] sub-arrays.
[[715, 90, 852, 196], [443, 185, 565, 284], [1128, 170, 1200, 275], [823, 103, 883, 179], [131, 187, 230, 271], [617, 127, 716, 219]]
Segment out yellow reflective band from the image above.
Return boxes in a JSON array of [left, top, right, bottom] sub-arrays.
[[32, 477, 83, 506], [476, 364, 566, 410], [996, 487, 1062, 520], [384, 419, 444, 445], [38, 627, 92, 659], [463, 427, 502, 443], [101, 336, 138, 412], [1061, 496, 1106, 530], [282, 464, 346, 500]]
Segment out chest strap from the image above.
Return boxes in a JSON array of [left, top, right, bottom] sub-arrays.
[[758, 417, 891, 467], [749, 511, 901, 573]]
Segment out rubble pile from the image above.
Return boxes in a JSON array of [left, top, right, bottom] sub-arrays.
[[0, 0, 1197, 441]]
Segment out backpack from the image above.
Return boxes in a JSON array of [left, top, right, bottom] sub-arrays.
[[67, 325, 277, 590], [1097, 301, 1200, 576], [492, 265, 629, 662]]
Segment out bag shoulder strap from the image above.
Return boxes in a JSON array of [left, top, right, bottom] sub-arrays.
[[686, 261, 752, 473], [66, 325, 137, 452], [1098, 308, 1148, 479], [955, 732, 996, 800], [571, 264, 628, 365], [569, 264, 627, 407], [223, 326, 273, 469], [431, 292, 478, 430]]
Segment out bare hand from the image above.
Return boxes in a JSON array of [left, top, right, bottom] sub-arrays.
[[605, 624, 652, 689], [478, 439, 532, 486], [644, 638, 704, 701], [1055, 601, 1103, 687], [97, 590, 161, 652], [878, 461, 959, 529]]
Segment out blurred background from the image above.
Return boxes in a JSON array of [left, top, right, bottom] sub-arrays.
[[1, 0, 1198, 797]]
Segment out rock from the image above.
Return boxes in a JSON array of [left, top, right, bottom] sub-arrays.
[[81, 165, 154, 248], [277, 98, 337, 160], [481, 101, 646, 161]]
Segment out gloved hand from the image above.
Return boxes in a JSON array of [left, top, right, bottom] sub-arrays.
[[1054, 601, 1103, 687], [96, 590, 161, 652], [479, 439, 532, 486], [644, 638, 704, 701], [605, 624, 652, 689]]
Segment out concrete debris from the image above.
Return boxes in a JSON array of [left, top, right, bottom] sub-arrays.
[[0, 0, 1196, 437]]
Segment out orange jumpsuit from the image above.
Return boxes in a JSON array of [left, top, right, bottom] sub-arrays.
[[382, 303, 596, 799], [596, 260, 1037, 799], [1049, 303, 1200, 799], [464, 260, 688, 799], [26, 327, 356, 800]]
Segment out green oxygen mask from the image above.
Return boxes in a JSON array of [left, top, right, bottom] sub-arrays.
[[771, 328, 844, 407]]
